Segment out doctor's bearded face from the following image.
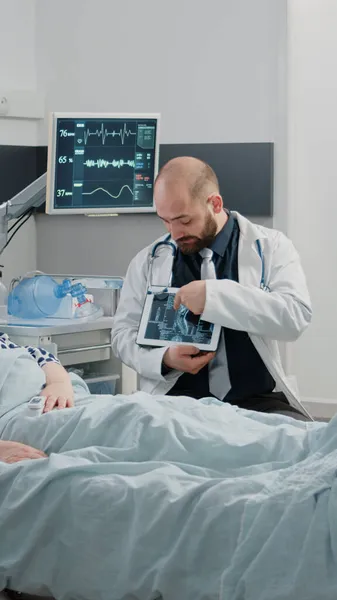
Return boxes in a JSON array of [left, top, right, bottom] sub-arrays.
[[155, 182, 217, 254]]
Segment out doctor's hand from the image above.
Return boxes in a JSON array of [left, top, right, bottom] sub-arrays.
[[163, 345, 215, 375], [0, 440, 46, 464], [174, 281, 206, 315]]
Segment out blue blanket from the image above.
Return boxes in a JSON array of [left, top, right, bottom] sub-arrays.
[[0, 348, 336, 599]]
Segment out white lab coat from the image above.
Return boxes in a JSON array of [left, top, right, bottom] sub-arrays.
[[111, 212, 312, 416]]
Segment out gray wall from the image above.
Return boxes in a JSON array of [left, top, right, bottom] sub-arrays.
[[0, 0, 38, 288], [35, 0, 286, 276], [36, 213, 272, 276], [36, 214, 165, 276], [286, 1, 337, 402]]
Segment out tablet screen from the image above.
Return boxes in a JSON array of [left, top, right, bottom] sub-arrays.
[[145, 292, 213, 343], [137, 289, 220, 350]]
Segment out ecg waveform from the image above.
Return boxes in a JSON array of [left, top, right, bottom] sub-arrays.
[[82, 123, 136, 146], [82, 185, 134, 200], [84, 158, 135, 169]]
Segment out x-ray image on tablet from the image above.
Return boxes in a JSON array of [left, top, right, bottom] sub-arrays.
[[136, 288, 221, 351]]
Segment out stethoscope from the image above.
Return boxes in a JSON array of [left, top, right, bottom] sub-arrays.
[[149, 234, 269, 292], [151, 234, 176, 260], [255, 238, 269, 292], [148, 234, 176, 289]]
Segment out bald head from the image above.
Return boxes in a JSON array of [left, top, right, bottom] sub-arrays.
[[154, 157, 227, 255], [154, 156, 220, 202]]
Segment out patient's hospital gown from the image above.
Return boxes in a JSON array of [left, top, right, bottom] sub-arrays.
[[0, 332, 59, 367], [1, 347, 337, 600]]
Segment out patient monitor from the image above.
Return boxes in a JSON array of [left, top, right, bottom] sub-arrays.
[[45, 112, 160, 215], [0, 111, 160, 253]]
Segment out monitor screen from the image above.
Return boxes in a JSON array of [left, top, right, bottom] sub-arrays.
[[45, 112, 160, 214]]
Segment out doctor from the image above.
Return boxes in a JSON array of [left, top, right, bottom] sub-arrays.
[[111, 157, 312, 419]]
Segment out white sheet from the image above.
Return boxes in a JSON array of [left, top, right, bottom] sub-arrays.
[[1, 348, 336, 600]]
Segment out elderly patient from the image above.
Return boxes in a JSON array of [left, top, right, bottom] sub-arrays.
[[1, 335, 337, 600], [0, 332, 74, 463]]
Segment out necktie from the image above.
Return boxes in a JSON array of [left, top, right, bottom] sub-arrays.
[[199, 248, 216, 280], [199, 248, 231, 400]]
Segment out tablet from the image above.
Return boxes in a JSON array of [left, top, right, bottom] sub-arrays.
[[136, 287, 221, 351]]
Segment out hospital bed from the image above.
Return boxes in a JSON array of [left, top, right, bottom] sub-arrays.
[[0, 279, 136, 600]]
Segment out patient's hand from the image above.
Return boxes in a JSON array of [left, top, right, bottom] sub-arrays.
[[0, 440, 46, 463], [42, 382, 75, 412], [41, 362, 74, 412]]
